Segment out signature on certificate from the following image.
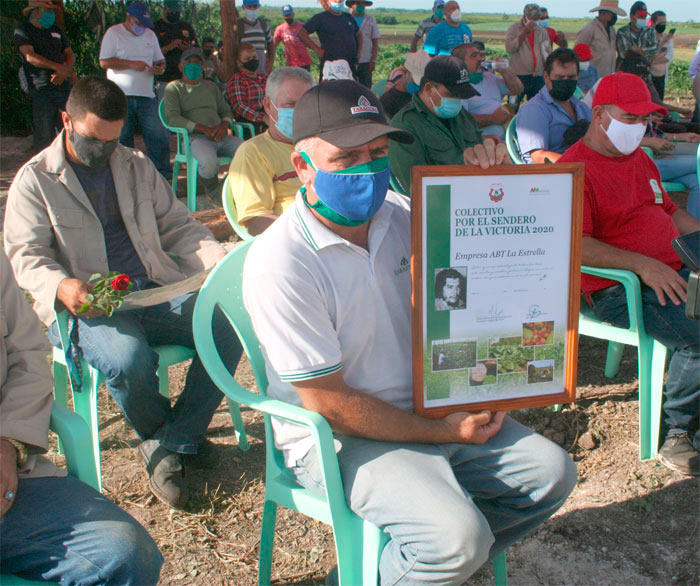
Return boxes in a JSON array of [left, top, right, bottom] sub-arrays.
[[489, 304, 504, 318], [527, 305, 544, 320]]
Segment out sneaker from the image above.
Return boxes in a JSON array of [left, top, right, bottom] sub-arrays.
[[138, 439, 190, 508], [658, 433, 700, 476]]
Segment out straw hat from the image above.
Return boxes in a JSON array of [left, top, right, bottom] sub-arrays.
[[22, 0, 55, 17], [589, 0, 627, 16]]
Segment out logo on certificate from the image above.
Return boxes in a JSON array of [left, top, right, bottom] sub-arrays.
[[489, 184, 504, 202]]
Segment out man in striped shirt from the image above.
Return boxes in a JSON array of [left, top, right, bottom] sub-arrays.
[[238, 0, 274, 74]]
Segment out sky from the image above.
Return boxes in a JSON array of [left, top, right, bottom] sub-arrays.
[[259, 0, 700, 23]]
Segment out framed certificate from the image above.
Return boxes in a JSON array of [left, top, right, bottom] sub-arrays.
[[411, 164, 585, 417]]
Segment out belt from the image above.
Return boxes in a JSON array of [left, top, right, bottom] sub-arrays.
[[589, 284, 624, 306]]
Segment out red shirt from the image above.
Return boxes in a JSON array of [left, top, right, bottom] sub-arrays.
[[226, 71, 267, 123], [558, 140, 681, 297], [273, 21, 312, 67]]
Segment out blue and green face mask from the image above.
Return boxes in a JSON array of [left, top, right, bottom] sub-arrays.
[[300, 151, 391, 226], [433, 8, 444, 19], [38, 9, 56, 28], [183, 63, 202, 81]]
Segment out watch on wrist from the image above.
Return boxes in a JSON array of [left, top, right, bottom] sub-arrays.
[[1, 438, 28, 468]]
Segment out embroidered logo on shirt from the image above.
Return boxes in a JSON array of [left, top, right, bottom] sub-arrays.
[[650, 178, 663, 204], [394, 256, 410, 276], [51, 32, 61, 39], [351, 95, 379, 115]]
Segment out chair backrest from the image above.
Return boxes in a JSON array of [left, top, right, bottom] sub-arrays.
[[222, 175, 255, 241], [158, 99, 189, 158], [505, 117, 525, 165]]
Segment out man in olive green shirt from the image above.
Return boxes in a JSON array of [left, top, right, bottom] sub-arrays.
[[163, 48, 242, 193], [389, 56, 508, 193]]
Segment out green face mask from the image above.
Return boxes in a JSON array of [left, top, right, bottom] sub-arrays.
[[355, 5, 365, 14], [468, 72, 483, 84], [434, 8, 444, 19]]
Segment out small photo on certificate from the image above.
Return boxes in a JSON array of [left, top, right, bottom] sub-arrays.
[[431, 338, 477, 372], [434, 266, 467, 311], [527, 360, 555, 384]]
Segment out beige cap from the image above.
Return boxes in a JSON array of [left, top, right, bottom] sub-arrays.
[[405, 50, 432, 86], [589, 0, 627, 16]]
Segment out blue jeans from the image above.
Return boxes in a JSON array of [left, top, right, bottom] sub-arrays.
[[590, 268, 700, 449], [292, 417, 577, 585], [190, 134, 242, 179], [120, 96, 172, 181], [29, 84, 70, 153], [48, 292, 242, 454], [0, 475, 162, 584], [654, 154, 700, 219]]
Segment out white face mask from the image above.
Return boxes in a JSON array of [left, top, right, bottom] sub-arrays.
[[244, 8, 259, 20], [603, 109, 646, 155], [449, 9, 462, 22], [580, 61, 590, 71]]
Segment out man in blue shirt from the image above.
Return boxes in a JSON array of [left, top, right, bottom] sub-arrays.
[[423, 0, 472, 56], [517, 48, 592, 164], [298, 0, 361, 79], [410, 0, 445, 52]]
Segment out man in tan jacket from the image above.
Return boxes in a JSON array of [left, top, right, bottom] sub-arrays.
[[505, 3, 550, 111], [575, 0, 626, 77], [4, 76, 243, 509], [0, 247, 163, 583]]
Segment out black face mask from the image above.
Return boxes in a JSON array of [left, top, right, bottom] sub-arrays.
[[68, 125, 118, 168], [284, 17, 294, 24], [240, 58, 259, 72], [602, 11, 617, 26], [549, 79, 578, 102], [203, 48, 213, 57], [166, 11, 181, 23], [655, 23, 666, 33]]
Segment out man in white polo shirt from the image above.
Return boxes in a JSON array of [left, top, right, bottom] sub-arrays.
[[99, 1, 172, 180], [243, 80, 577, 585]]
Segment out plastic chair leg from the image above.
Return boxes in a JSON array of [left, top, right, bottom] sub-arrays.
[[172, 160, 180, 195], [53, 361, 70, 455], [604, 341, 624, 378], [72, 370, 103, 490], [258, 499, 278, 586], [226, 397, 249, 451], [648, 340, 668, 460], [187, 160, 199, 212], [493, 550, 508, 586], [637, 338, 655, 461], [157, 363, 170, 399]]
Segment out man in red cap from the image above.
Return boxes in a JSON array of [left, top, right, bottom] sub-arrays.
[[573, 43, 600, 93], [559, 72, 700, 476]]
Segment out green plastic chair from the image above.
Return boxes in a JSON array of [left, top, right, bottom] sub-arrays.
[[579, 266, 668, 460], [1, 402, 98, 586], [222, 175, 255, 241], [52, 311, 249, 491], [158, 99, 255, 212], [192, 241, 508, 586], [641, 146, 686, 192], [573, 87, 585, 100], [505, 117, 525, 165]]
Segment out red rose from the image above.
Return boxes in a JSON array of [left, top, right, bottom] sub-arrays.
[[110, 274, 131, 291]]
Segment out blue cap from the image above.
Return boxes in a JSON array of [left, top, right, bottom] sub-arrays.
[[242, 0, 260, 6], [433, 0, 445, 7], [127, 1, 154, 28], [281, 4, 294, 15]]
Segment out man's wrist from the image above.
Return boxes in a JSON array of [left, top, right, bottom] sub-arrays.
[[0, 438, 27, 468]]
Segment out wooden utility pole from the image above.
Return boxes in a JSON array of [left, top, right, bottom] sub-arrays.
[[52, 0, 65, 30], [220, 0, 239, 81]]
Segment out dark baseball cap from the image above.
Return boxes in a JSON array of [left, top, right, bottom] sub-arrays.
[[181, 47, 204, 62], [127, 1, 154, 28], [422, 55, 480, 99], [293, 80, 414, 148]]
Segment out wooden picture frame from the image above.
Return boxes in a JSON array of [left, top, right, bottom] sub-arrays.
[[411, 164, 585, 417]]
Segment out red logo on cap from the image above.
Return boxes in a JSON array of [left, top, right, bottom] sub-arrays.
[[351, 95, 379, 115]]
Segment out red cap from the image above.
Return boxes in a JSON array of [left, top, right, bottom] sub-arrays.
[[574, 43, 593, 62], [636, 9, 648, 16], [593, 72, 668, 116]]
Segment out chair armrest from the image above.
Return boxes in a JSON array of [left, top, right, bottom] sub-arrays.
[[49, 402, 100, 490], [581, 265, 645, 333]]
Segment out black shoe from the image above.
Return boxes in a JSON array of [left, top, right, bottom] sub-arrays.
[[658, 433, 700, 476], [183, 438, 220, 469], [138, 439, 190, 508]]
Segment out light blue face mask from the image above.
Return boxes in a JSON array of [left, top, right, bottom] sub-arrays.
[[538, 19, 550, 28], [271, 102, 294, 139], [300, 152, 390, 226], [407, 81, 420, 95], [39, 10, 56, 28], [429, 87, 462, 119], [331, 2, 345, 12], [131, 23, 145, 36]]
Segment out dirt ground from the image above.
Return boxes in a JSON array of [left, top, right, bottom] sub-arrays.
[[1, 132, 699, 586]]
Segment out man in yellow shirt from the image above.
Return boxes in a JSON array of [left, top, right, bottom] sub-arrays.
[[226, 66, 314, 235]]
